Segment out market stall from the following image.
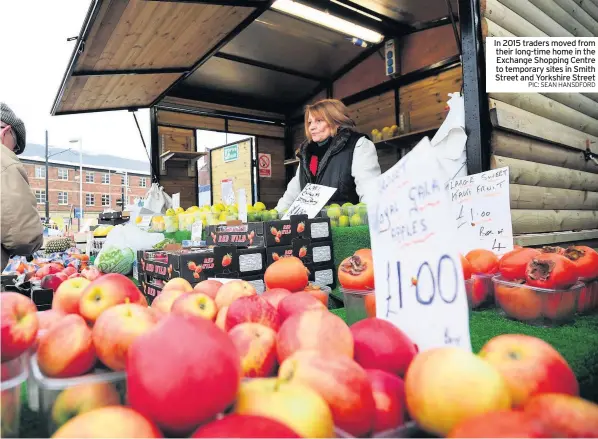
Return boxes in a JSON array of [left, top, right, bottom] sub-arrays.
[[4, 0, 598, 437]]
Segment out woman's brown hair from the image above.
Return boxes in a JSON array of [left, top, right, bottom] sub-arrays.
[[304, 99, 356, 141]]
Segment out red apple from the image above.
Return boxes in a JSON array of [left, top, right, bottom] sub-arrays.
[[81, 267, 102, 282], [52, 278, 91, 314], [51, 382, 121, 430], [151, 289, 188, 315], [277, 309, 353, 363], [447, 410, 552, 438], [1, 292, 39, 362], [62, 266, 77, 277], [229, 323, 277, 378], [92, 303, 158, 371], [277, 292, 326, 322], [68, 273, 83, 279], [35, 309, 66, 348], [36, 263, 63, 278], [55, 272, 69, 282], [128, 315, 241, 436], [162, 278, 193, 294], [171, 293, 217, 321], [191, 414, 300, 438], [522, 393, 598, 438], [479, 334, 579, 407], [351, 318, 418, 377], [367, 369, 407, 434], [215, 306, 229, 330], [193, 280, 223, 300], [278, 349, 375, 436], [37, 314, 96, 378], [41, 274, 65, 291], [225, 295, 280, 332], [52, 406, 162, 438], [79, 273, 143, 324], [215, 280, 257, 309], [261, 288, 292, 309]]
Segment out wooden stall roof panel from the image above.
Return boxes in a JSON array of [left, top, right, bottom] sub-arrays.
[[157, 110, 226, 132], [347, 0, 458, 24], [59, 73, 182, 113], [76, 1, 255, 71], [160, 97, 285, 121], [55, 0, 257, 114]]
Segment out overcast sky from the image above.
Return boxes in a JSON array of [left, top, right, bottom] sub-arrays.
[[0, 0, 246, 161]]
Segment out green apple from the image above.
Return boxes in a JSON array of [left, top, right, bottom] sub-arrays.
[[341, 202, 354, 216], [269, 209, 279, 220], [330, 218, 339, 228], [356, 204, 368, 216], [338, 216, 350, 227], [349, 214, 363, 227], [326, 206, 341, 219]]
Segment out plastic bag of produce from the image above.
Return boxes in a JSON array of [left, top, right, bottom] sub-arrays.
[[95, 245, 135, 275], [102, 223, 164, 252], [143, 183, 173, 214]]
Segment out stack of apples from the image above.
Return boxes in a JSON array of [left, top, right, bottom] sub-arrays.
[[406, 334, 598, 437], [34, 261, 102, 293], [493, 245, 598, 322]]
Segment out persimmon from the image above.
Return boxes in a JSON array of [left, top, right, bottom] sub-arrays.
[[465, 249, 499, 275], [338, 253, 374, 290], [563, 246, 598, 280], [525, 254, 578, 290], [460, 255, 473, 280], [499, 248, 541, 281], [264, 256, 308, 292]]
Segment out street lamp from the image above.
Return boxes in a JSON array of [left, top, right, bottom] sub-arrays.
[[69, 138, 83, 228]]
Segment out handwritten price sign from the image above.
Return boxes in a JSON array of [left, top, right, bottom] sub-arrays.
[[448, 167, 513, 256], [368, 138, 471, 352], [282, 184, 337, 220]]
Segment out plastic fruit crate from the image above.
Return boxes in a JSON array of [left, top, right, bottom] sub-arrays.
[[341, 288, 376, 325], [29, 353, 127, 436], [577, 277, 598, 314], [1, 356, 28, 438], [464, 274, 495, 309], [493, 276, 584, 327]]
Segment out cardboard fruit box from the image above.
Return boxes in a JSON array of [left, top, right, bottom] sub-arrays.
[[307, 262, 337, 290], [206, 222, 266, 247], [263, 215, 332, 247], [266, 239, 334, 267]]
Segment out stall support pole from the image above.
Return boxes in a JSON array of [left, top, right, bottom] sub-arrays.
[[459, 0, 492, 175], [150, 107, 160, 184]]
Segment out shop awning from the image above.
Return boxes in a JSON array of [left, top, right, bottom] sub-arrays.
[[52, 0, 458, 116]]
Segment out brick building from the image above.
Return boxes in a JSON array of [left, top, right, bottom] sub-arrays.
[[20, 143, 151, 223]]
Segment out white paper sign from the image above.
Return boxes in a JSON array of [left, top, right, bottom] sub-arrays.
[[368, 137, 471, 353], [139, 215, 153, 228], [221, 179, 235, 205], [448, 167, 513, 256], [191, 221, 203, 241], [172, 193, 180, 210], [282, 184, 337, 220], [237, 189, 248, 223]]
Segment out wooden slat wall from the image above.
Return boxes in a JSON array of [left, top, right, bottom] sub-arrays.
[[161, 162, 198, 208], [160, 97, 285, 121], [210, 140, 253, 205], [482, 0, 598, 245], [157, 110, 225, 131], [257, 137, 286, 208], [400, 25, 460, 74], [228, 120, 284, 139], [347, 91, 396, 135], [158, 126, 195, 154]]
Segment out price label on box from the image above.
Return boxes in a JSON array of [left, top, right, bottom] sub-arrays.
[[368, 137, 471, 352], [448, 167, 513, 256]]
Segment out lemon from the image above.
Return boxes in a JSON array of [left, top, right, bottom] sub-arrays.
[[254, 202, 266, 212], [338, 215, 350, 227], [247, 204, 255, 213], [135, 216, 142, 224], [175, 207, 184, 214], [186, 206, 200, 213], [326, 206, 341, 219], [165, 208, 175, 217], [218, 212, 228, 221], [350, 214, 363, 227]]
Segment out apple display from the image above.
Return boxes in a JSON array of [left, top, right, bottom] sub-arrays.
[[191, 414, 300, 438], [1, 292, 39, 362], [171, 293, 218, 321], [261, 288, 292, 309], [235, 378, 334, 438], [367, 369, 406, 434], [162, 278, 194, 294], [92, 303, 159, 371], [447, 410, 551, 438], [229, 323, 277, 377], [37, 314, 96, 378], [51, 278, 91, 314], [151, 289, 188, 315], [79, 274, 142, 324], [192, 279, 223, 300], [215, 280, 257, 309], [225, 295, 280, 332], [277, 292, 326, 322]]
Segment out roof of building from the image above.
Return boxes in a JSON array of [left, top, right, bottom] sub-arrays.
[[20, 143, 151, 175]]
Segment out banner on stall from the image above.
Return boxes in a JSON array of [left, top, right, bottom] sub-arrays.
[[448, 167, 513, 256], [367, 137, 471, 353], [282, 184, 337, 220]]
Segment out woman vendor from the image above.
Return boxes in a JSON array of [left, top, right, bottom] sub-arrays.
[[276, 99, 382, 211]]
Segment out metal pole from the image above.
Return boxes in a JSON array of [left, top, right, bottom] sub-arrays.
[[45, 131, 50, 220], [79, 139, 83, 230]]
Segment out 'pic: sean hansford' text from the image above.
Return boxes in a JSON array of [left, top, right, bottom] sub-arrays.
[[486, 37, 597, 93]]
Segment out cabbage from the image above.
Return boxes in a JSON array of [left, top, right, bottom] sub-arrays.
[[95, 245, 135, 275]]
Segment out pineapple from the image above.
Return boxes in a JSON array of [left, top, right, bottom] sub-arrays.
[[45, 236, 75, 254]]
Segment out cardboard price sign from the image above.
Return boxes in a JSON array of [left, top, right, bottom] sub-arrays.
[[282, 184, 337, 220], [368, 137, 471, 352], [448, 167, 513, 256]]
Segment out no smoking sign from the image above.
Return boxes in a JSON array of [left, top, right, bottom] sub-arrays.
[[258, 153, 272, 178]]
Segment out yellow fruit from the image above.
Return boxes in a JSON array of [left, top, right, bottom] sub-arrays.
[[254, 202, 266, 212], [165, 208, 175, 217], [175, 207, 184, 215], [135, 216, 142, 224], [338, 216, 350, 227]]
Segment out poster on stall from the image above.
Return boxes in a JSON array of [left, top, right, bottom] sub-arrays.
[[367, 137, 471, 353], [448, 167, 513, 256], [237, 189, 248, 223], [282, 184, 337, 220], [221, 178, 235, 205]]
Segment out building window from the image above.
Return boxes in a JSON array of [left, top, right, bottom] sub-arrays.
[[121, 175, 128, 186], [139, 177, 147, 188], [58, 192, 68, 205], [35, 166, 46, 179], [102, 173, 110, 184], [58, 168, 68, 180], [85, 171, 94, 183], [86, 193, 95, 206], [101, 194, 110, 206], [35, 190, 46, 204]]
